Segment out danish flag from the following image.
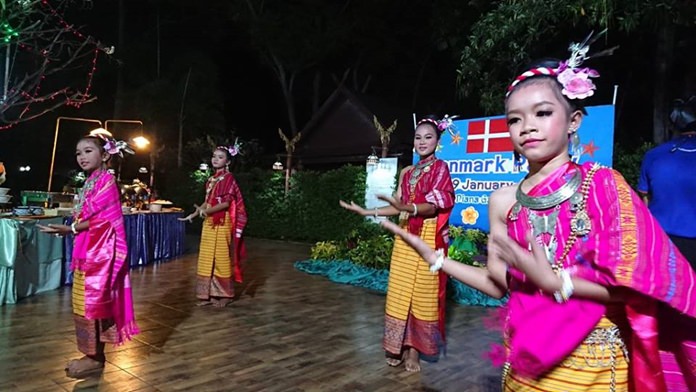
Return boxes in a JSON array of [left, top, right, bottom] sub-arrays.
[[466, 118, 514, 153]]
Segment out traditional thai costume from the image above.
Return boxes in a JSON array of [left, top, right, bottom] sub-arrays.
[[71, 169, 138, 355], [196, 170, 247, 300], [502, 161, 696, 391], [383, 155, 454, 359]]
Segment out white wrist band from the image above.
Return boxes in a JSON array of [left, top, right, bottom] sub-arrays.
[[553, 269, 574, 303], [71, 222, 78, 235], [430, 249, 445, 274]]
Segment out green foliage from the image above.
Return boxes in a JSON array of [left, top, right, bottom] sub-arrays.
[[613, 141, 655, 189], [455, 0, 694, 114], [234, 165, 368, 242], [310, 241, 344, 260], [448, 226, 488, 267], [346, 234, 394, 270], [309, 221, 395, 269]]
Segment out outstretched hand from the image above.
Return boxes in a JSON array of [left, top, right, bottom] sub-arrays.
[[380, 220, 437, 266], [489, 232, 559, 292], [376, 194, 406, 211], [178, 204, 204, 222], [339, 200, 367, 216]]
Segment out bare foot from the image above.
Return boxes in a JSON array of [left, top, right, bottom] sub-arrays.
[[404, 348, 421, 372], [213, 298, 232, 308], [65, 356, 104, 378], [385, 356, 404, 367]]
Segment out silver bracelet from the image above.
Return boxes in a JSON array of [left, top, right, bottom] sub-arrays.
[[70, 222, 78, 235], [374, 208, 379, 218], [430, 249, 445, 274], [411, 203, 418, 217], [553, 269, 574, 303]]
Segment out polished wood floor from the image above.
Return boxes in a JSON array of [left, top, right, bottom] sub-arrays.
[[0, 237, 502, 392]]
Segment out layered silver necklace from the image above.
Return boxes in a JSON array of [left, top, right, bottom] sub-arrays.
[[510, 169, 585, 266]]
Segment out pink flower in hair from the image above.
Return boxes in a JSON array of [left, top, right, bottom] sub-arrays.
[[103, 139, 119, 155], [556, 66, 599, 100], [228, 146, 238, 156]]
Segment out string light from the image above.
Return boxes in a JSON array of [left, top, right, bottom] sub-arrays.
[[0, 1, 111, 127]]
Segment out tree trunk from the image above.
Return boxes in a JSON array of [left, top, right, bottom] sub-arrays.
[[113, 0, 126, 118], [177, 68, 192, 168], [653, 17, 675, 144], [312, 71, 321, 114]]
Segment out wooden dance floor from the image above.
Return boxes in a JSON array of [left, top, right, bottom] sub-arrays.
[[0, 238, 501, 391]]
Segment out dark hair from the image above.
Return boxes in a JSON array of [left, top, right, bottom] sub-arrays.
[[507, 58, 588, 115], [670, 96, 696, 133], [214, 146, 234, 161], [416, 114, 442, 139]]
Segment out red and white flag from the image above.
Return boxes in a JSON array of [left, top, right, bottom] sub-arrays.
[[466, 118, 514, 153]]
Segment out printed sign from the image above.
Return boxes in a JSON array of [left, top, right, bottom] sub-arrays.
[[365, 157, 398, 222], [414, 105, 615, 231]]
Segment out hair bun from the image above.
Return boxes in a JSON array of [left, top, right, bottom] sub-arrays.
[[670, 95, 696, 132]]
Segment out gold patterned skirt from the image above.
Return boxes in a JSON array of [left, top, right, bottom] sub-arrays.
[[503, 315, 629, 392], [72, 269, 117, 355], [196, 215, 234, 299], [383, 218, 443, 357]]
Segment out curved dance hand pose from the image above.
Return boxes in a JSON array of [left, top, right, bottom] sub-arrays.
[[340, 117, 454, 372], [382, 41, 696, 391], [181, 145, 247, 308], [38, 133, 139, 379]]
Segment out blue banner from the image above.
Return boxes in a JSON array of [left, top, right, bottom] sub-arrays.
[[414, 105, 615, 232]]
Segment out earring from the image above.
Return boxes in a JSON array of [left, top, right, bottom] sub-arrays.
[[569, 130, 581, 161], [513, 151, 523, 172]]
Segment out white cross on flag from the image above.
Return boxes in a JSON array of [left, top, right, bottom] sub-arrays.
[[465, 118, 514, 153]]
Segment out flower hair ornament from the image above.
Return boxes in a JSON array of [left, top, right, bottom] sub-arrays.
[[417, 114, 459, 137], [506, 29, 618, 99], [216, 137, 242, 157], [89, 129, 135, 158]]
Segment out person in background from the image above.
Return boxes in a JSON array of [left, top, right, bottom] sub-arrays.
[[638, 95, 696, 269], [381, 35, 696, 390], [38, 132, 139, 378], [339, 116, 454, 372], [0, 161, 5, 185], [180, 141, 247, 308]]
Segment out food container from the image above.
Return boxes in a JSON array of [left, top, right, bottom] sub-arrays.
[[0, 187, 9, 195], [0, 195, 11, 203], [149, 203, 163, 212]]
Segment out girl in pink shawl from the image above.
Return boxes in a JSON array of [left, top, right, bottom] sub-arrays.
[[39, 132, 139, 378], [381, 41, 696, 391]]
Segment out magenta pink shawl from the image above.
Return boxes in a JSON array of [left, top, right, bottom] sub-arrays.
[[506, 162, 696, 390], [72, 170, 139, 344]]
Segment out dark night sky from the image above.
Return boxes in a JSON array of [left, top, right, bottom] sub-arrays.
[[1, 1, 694, 196]]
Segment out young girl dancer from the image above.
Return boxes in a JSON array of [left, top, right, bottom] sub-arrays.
[[180, 143, 247, 308], [340, 116, 454, 372], [39, 132, 139, 378], [381, 38, 696, 390]]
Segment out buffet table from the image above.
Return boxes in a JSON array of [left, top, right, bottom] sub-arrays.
[[0, 216, 64, 305], [63, 210, 186, 284], [2, 211, 186, 305]]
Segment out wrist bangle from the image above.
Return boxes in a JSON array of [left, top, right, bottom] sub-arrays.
[[374, 208, 379, 218], [70, 222, 78, 235], [430, 249, 445, 274], [553, 269, 574, 303], [411, 203, 418, 217]]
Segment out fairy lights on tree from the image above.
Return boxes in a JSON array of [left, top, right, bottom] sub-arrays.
[[0, 0, 112, 129]]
